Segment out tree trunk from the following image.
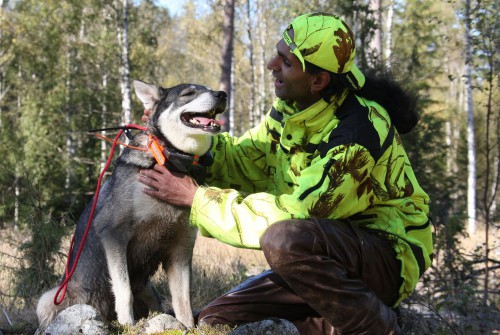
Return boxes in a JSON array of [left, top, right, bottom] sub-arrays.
[[14, 65, 20, 229], [218, 0, 235, 133], [65, 48, 73, 191], [117, 0, 132, 127], [368, 0, 382, 67], [464, 0, 476, 235], [480, 20, 498, 306], [229, 53, 235, 135], [101, 73, 108, 173], [384, 0, 394, 61], [257, 0, 267, 122], [245, 0, 256, 128], [0, 0, 8, 128]]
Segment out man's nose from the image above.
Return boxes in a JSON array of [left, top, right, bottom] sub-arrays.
[[267, 56, 278, 71]]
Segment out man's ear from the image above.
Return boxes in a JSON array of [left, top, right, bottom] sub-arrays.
[[133, 80, 161, 110], [310, 72, 331, 94]]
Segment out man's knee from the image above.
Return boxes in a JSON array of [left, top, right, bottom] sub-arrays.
[[260, 220, 287, 253], [260, 219, 319, 265]]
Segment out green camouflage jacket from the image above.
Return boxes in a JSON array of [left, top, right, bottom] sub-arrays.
[[190, 91, 433, 304]]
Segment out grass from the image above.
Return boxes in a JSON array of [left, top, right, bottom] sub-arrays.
[[0, 228, 268, 335], [110, 321, 234, 335], [1, 224, 499, 334]]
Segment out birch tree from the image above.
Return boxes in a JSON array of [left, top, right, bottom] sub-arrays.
[[116, 0, 132, 126], [256, 0, 268, 122], [368, 0, 382, 67], [244, 0, 257, 128], [464, 0, 477, 235], [0, 0, 9, 128], [218, 0, 235, 134], [383, 0, 394, 61]]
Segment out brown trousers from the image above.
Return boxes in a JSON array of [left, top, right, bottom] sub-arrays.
[[197, 219, 402, 335]]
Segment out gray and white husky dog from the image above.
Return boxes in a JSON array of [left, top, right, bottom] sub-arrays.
[[36, 80, 226, 328]]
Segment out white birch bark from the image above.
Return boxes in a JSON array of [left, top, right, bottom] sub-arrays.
[[229, 53, 235, 136], [14, 65, 20, 228], [257, 0, 267, 122], [464, 0, 476, 235], [100, 6, 109, 172], [101, 73, 108, 173], [384, 0, 394, 61], [117, 0, 132, 127], [218, 0, 235, 134], [0, 0, 8, 128], [65, 48, 72, 191], [245, 0, 256, 128], [369, 0, 382, 66]]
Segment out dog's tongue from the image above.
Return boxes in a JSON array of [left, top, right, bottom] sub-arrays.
[[193, 117, 225, 126]]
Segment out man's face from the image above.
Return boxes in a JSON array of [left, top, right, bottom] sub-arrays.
[[267, 29, 319, 110]]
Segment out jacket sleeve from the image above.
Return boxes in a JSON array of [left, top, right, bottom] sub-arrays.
[[190, 142, 377, 249], [203, 120, 270, 194]]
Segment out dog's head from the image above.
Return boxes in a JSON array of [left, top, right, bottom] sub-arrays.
[[133, 80, 226, 156]]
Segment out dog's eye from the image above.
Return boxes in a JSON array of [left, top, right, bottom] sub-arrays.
[[181, 89, 196, 97]]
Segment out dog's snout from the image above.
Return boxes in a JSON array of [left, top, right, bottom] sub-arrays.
[[213, 91, 227, 100]]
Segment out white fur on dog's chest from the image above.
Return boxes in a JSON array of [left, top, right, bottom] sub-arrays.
[[132, 178, 186, 224], [133, 179, 165, 221]]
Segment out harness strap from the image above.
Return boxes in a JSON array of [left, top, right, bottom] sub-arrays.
[[92, 133, 148, 152], [93, 127, 212, 183]]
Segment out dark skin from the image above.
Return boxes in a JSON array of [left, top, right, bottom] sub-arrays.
[[138, 29, 331, 205]]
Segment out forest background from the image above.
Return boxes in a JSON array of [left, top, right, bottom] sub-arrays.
[[0, 0, 498, 334]]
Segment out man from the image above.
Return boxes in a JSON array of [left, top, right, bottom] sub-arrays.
[[139, 12, 433, 335]]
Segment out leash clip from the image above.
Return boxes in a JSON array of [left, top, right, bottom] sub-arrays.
[[124, 129, 133, 140]]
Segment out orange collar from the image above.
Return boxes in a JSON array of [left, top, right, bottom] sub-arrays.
[[147, 134, 167, 165]]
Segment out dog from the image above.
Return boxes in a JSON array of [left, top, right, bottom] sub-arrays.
[[36, 80, 227, 328]]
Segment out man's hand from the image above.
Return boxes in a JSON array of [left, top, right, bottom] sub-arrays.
[[138, 164, 198, 207], [142, 109, 152, 123]]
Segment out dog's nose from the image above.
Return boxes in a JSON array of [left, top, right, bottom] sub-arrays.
[[213, 91, 227, 99]]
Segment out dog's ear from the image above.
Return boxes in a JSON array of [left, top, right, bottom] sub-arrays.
[[133, 80, 162, 110]]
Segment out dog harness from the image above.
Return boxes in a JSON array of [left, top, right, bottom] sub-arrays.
[[90, 126, 213, 184]]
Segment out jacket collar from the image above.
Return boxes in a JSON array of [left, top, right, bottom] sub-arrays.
[[273, 90, 350, 133]]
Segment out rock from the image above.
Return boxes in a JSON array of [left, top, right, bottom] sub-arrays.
[[43, 304, 109, 335], [141, 314, 186, 334], [229, 318, 300, 335]]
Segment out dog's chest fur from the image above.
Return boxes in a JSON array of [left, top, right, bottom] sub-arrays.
[[124, 175, 194, 272]]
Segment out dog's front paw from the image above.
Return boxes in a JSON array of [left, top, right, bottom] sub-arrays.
[[116, 303, 135, 325], [117, 313, 135, 326], [112, 286, 135, 325]]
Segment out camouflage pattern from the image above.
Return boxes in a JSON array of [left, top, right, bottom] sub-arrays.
[[190, 92, 433, 305]]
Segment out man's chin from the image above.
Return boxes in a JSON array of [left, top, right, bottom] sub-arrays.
[[274, 89, 286, 101]]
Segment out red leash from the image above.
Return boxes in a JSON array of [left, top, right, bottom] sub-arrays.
[[54, 124, 148, 305]]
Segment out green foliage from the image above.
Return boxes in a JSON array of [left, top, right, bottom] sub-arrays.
[[12, 167, 68, 299], [0, 0, 498, 333]]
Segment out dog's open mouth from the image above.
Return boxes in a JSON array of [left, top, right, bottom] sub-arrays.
[[181, 109, 225, 133]]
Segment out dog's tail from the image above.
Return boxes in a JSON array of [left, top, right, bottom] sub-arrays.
[[36, 287, 71, 329]]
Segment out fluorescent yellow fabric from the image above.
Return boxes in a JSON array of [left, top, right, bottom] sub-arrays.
[[190, 93, 432, 304], [283, 12, 365, 89]]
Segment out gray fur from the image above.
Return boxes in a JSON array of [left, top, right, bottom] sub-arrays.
[[37, 81, 227, 329]]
